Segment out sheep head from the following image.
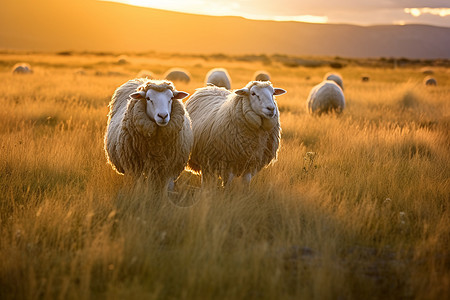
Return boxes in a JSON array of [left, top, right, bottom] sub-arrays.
[[235, 81, 286, 119], [130, 80, 188, 127]]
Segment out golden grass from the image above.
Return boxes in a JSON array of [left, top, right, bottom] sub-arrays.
[[0, 52, 449, 299]]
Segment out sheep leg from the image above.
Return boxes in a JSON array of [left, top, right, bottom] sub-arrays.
[[201, 170, 215, 188], [241, 173, 252, 185], [167, 178, 175, 192], [222, 172, 235, 187]]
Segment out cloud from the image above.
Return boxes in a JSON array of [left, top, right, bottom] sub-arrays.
[[104, 0, 450, 27], [404, 7, 450, 17]]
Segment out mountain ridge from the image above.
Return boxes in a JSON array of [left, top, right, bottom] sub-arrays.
[[0, 0, 449, 59]]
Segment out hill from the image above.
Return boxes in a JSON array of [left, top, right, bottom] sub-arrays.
[[1, 0, 449, 58]]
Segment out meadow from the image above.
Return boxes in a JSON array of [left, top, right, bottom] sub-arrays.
[[0, 51, 449, 299]]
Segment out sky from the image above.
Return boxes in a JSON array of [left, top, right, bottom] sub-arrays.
[[103, 0, 450, 27]]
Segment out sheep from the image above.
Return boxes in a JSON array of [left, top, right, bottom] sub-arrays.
[[116, 55, 129, 64], [424, 76, 437, 86], [306, 80, 345, 115], [137, 70, 155, 79], [104, 78, 193, 191], [12, 63, 32, 74], [205, 68, 231, 89], [323, 72, 344, 90], [254, 70, 271, 82], [164, 68, 191, 83], [185, 81, 286, 186], [361, 75, 370, 82]]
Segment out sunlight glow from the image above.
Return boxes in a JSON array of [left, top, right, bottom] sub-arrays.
[[273, 15, 328, 24], [101, 0, 328, 23], [404, 7, 450, 17]]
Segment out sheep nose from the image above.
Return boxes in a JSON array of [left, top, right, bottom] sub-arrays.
[[157, 113, 168, 120], [266, 106, 275, 113]]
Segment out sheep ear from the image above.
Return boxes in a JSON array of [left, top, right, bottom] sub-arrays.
[[273, 88, 287, 96], [235, 88, 249, 96], [173, 91, 189, 100], [130, 91, 145, 99]]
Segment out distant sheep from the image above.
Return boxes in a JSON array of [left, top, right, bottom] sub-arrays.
[[306, 80, 345, 115], [137, 70, 155, 79], [254, 71, 271, 81], [424, 76, 437, 86], [205, 68, 231, 89], [324, 72, 344, 90], [164, 68, 191, 83], [186, 81, 286, 186], [104, 79, 193, 190], [116, 55, 129, 64], [362, 75, 370, 82], [12, 63, 32, 74]]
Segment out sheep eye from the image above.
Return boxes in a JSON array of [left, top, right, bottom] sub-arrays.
[[251, 92, 256, 96]]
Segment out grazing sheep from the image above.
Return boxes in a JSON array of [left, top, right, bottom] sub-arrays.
[[137, 70, 155, 79], [324, 72, 344, 90], [104, 79, 193, 191], [12, 63, 32, 74], [164, 68, 191, 83], [186, 81, 286, 186], [254, 70, 271, 82], [424, 76, 437, 86], [116, 55, 129, 64], [306, 80, 345, 115], [205, 68, 231, 89]]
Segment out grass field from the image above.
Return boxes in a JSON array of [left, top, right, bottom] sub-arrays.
[[0, 51, 449, 299]]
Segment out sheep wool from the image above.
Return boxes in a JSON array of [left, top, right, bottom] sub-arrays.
[[104, 79, 193, 189], [324, 72, 344, 90], [424, 76, 437, 86], [12, 63, 32, 74], [186, 81, 286, 185], [254, 71, 271, 82], [164, 68, 191, 83], [205, 68, 232, 89], [307, 80, 345, 115]]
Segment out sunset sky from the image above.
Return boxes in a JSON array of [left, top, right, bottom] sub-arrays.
[[104, 0, 450, 27]]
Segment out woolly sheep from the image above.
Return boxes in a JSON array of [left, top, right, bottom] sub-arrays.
[[185, 81, 286, 186], [424, 76, 437, 86], [104, 79, 193, 191], [324, 72, 344, 90], [254, 70, 271, 82], [12, 63, 32, 74], [164, 68, 191, 83], [306, 80, 345, 115], [205, 68, 231, 89], [137, 70, 155, 79], [116, 55, 129, 64]]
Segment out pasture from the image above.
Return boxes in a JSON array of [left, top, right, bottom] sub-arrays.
[[0, 51, 449, 299]]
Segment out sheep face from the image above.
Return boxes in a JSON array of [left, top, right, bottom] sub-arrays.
[[130, 89, 189, 126], [236, 85, 286, 119]]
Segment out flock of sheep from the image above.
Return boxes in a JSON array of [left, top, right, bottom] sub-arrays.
[[102, 66, 354, 191], [9, 61, 439, 192], [102, 64, 444, 192], [104, 68, 286, 190]]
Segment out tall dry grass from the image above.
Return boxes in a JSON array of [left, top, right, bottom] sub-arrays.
[[0, 52, 449, 299]]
